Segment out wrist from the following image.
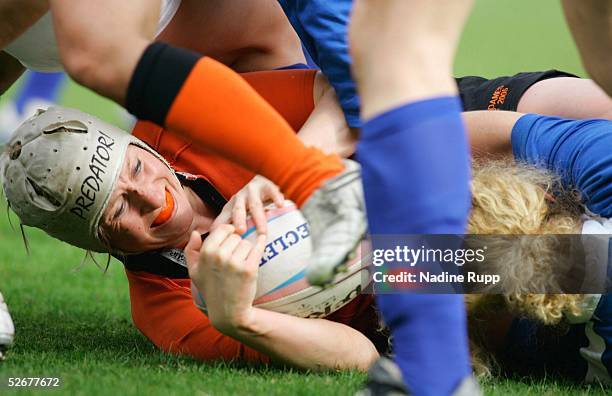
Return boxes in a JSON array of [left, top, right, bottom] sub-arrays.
[[217, 306, 260, 338]]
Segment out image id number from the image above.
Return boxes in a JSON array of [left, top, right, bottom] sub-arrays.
[[8, 377, 61, 387]]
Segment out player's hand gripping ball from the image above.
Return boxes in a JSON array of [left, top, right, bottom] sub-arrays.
[[190, 201, 369, 319]]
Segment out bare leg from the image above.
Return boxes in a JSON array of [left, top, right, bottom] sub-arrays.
[[349, 1, 479, 395], [464, 110, 522, 160], [350, 0, 474, 118], [518, 77, 612, 119], [49, 0, 159, 103], [562, 0, 612, 97]]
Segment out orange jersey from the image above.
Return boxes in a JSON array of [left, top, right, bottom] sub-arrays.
[[126, 69, 384, 363]]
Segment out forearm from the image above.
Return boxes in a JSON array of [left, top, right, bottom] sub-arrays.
[[562, 0, 612, 96], [0, 52, 25, 95], [463, 110, 522, 159], [224, 308, 378, 371], [185, 227, 378, 371], [300, 104, 521, 168]]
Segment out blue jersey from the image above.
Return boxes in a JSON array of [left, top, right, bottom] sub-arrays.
[[504, 295, 612, 383], [512, 114, 612, 217], [511, 114, 612, 382], [278, 0, 360, 128]]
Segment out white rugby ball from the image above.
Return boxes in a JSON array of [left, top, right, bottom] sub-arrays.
[[191, 200, 369, 318]]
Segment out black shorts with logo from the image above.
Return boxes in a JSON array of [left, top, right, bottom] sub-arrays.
[[456, 70, 578, 112]]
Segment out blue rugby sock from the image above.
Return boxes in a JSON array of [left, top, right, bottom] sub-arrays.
[[358, 96, 470, 235], [15, 72, 66, 114], [358, 97, 471, 395], [377, 294, 470, 396]]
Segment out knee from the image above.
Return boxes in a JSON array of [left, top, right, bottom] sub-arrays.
[[58, 33, 145, 102], [59, 36, 119, 90], [61, 48, 99, 87]]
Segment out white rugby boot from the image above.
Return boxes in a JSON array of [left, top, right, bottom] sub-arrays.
[[0, 291, 15, 360], [302, 159, 368, 286]]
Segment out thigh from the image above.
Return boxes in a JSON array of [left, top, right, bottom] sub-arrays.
[[518, 77, 612, 119], [456, 70, 578, 112], [49, 0, 161, 101]]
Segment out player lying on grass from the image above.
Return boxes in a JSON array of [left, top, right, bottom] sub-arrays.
[[467, 162, 612, 384], [5, 104, 612, 381], [5, 0, 612, 288], [2, 67, 612, 370], [4, 1, 612, 290], [0, 104, 380, 372], [0, 3, 359, 367], [461, 109, 612, 385], [1, 0, 367, 286]]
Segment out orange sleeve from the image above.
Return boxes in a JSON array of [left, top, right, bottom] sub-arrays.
[[125, 270, 269, 363], [240, 69, 317, 132]]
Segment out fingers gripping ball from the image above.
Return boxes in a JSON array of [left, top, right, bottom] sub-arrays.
[[192, 201, 369, 318]]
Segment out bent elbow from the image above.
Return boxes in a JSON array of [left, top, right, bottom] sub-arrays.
[[356, 344, 380, 372], [60, 45, 120, 96]]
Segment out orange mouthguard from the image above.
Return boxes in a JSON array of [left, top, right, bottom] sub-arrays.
[[152, 190, 175, 227]]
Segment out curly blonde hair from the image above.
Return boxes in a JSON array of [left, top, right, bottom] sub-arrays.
[[465, 160, 588, 377]]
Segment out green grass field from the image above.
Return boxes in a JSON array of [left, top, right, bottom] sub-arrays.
[[0, 0, 609, 394]]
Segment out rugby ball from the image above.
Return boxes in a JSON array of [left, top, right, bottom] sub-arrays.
[[191, 200, 369, 318]]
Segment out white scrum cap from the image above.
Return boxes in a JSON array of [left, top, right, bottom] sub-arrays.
[[1, 107, 170, 252]]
